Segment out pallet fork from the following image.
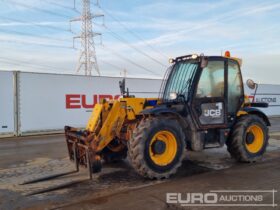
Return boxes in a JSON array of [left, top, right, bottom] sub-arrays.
[[20, 127, 95, 196]]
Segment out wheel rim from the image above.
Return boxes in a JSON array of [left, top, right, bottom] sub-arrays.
[[149, 131, 177, 166], [245, 125, 264, 153]]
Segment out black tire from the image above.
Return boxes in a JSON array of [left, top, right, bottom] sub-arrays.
[[226, 115, 269, 162], [128, 116, 186, 179]]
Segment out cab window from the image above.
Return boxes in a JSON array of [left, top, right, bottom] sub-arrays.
[[228, 60, 243, 113], [196, 60, 225, 98]]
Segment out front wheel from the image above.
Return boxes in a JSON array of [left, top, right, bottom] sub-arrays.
[[227, 115, 269, 162], [128, 116, 186, 179]]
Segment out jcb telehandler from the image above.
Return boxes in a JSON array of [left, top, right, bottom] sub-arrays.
[[65, 52, 270, 179]]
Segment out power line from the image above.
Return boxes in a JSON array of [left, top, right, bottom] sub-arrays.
[[0, 56, 71, 72], [99, 6, 169, 59], [102, 44, 161, 76], [5, 0, 72, 19], [99, 59, 124, 72], [0, 28, 71, 43], [0, 15, 70, 32], [0, 60, 72, 74], [90, 3, 167, 67], [0, 39, 73, 49], [104, 26, 168, 68], [42, 0, 76, 11], [0, 59, 53, 72]]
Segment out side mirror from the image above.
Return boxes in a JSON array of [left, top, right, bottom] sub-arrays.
[[246, 79, 256, 90]]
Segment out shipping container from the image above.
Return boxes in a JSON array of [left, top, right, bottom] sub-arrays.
[[0, 71, 16, 137], [17, 72, 162, 135], [245, 84, 280, 116], [0, 70, 279, 138]]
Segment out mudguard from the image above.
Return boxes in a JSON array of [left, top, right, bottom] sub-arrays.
[[140, 105, 190, 129], [141, 105, 180, 116], [242, 107, 271, 126]]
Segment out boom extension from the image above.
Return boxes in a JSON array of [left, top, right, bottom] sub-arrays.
[[64, 98, 158, 176]]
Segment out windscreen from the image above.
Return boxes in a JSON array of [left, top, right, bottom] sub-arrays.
[[161, 61, 199, 102]]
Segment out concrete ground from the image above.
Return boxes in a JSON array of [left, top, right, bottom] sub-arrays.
[[0, 119, 280, 210]]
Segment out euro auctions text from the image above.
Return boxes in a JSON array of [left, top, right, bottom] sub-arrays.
[[166, 190, 277, 207]]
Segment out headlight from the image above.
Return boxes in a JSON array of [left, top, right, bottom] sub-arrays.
[[169, 58, 175, 63], [191, 54, 198, 59], [169, 92, 177, 100]]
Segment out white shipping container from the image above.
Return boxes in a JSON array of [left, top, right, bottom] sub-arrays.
[[1, 70, 280, 138], [244, 84, 280, 116], [0, 71, 15, 137], [18, 72, 162, 135]]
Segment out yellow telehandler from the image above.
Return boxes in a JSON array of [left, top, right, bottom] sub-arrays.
[[65, 52, 270, 179]]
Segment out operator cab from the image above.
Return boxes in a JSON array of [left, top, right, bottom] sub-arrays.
[[161, 52, 244, 129]]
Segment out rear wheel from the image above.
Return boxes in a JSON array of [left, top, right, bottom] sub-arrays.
[[128, 116, 185, 179], [227, 115, 269, 162]]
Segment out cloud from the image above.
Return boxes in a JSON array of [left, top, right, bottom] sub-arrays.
[[135, 1, 280, 48], [0, 0, 279, 80]]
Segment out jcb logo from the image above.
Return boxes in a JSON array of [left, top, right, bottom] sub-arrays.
[[205, 109, 221, 117], [204, 103, 222, 118]]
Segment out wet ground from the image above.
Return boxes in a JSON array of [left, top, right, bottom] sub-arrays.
[[0, 119, 280, 210]]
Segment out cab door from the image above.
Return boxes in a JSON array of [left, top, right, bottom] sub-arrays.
[[227, 60, 244, 124], [191, 58, 227, 129]]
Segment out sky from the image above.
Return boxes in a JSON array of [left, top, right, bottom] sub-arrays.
[[0, 0, 279, 83]]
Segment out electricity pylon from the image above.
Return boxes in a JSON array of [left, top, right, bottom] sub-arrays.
[[71, 0, 103, 76]]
